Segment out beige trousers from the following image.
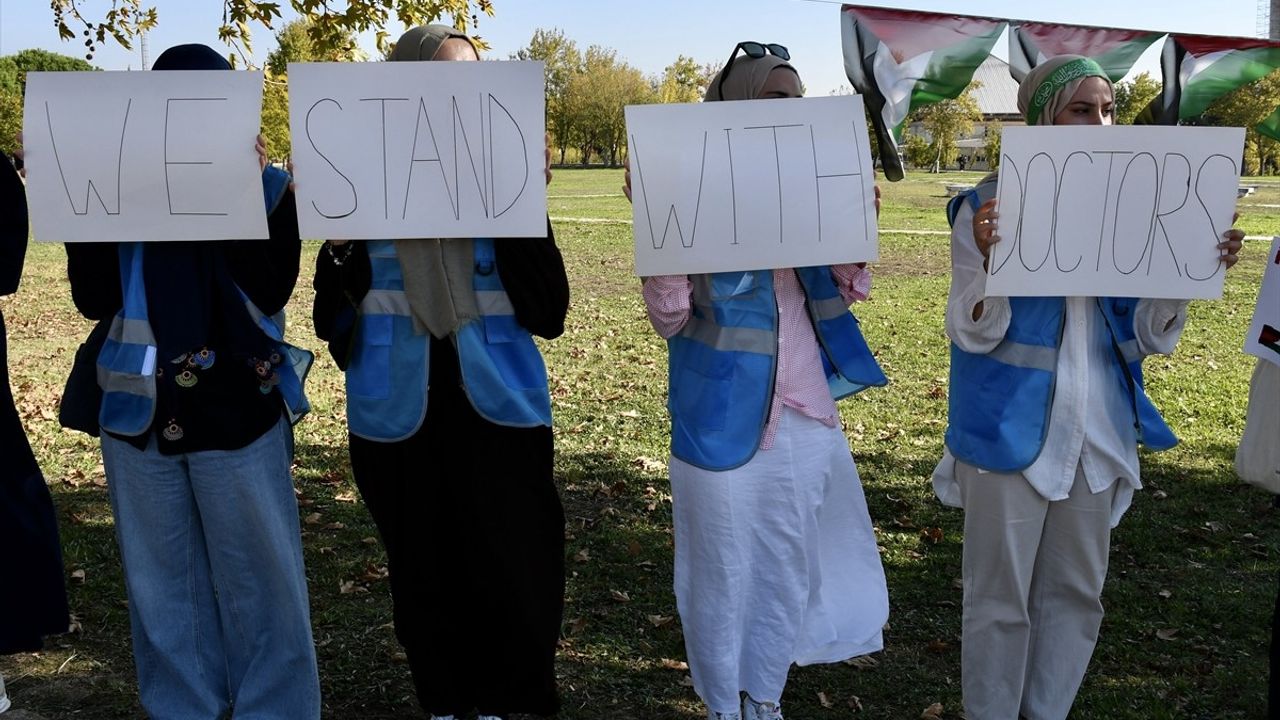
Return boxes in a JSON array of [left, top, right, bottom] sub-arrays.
[[958, 462, 1117, 720]]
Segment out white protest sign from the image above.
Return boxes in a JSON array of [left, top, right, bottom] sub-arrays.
[[1244, 236, 1280, 367], [23, 70, 268, 243], [288, 61, 546, 240], [625, 95, 878, 277], [986, 125, 1244, 299]]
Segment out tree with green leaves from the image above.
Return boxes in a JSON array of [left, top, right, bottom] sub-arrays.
[[512, 28, 582, 164], [1201, 69, 1280, 175], [909, 82, 982, 173], [0, 50, 98, 155], [657, 55, 706, 104], [48, 1, 495, 66], [257, 18, 363, 160], [560, 46, 654, 166], [983, 120, 1002, 171], [1112, 71, 1161, 125]]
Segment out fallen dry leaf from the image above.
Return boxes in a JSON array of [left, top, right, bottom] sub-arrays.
[[660, 658, 688, 671], [1156, 628, 1178, 641], [647, 614, 674, 628], [574, 548, 591, 563], [845, 655, 879, 670], [69, 569, 86, 584], [818, 691, 833, 708], [609, 589, 631, 603], [848, 694, 864, 711], [920, 702, 944, 719], [304, 512, 322, 525]]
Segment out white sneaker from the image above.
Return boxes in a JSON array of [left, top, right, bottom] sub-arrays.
[[707, 711, 741, 720], [743, 695, 782, 720], [0, 671, 10, 714]]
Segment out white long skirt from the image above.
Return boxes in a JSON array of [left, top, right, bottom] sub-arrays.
[[670, 407, 889, 714]]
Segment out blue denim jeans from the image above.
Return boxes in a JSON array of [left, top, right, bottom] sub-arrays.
[[101, 418, 320, 719]]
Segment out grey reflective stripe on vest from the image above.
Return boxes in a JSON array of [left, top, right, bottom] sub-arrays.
[[988, 338, 1057, 373], [115, 316, 156, 345], [476, 290, 515, 316], [809, 295, 848, 322], [97, 364, 156, 397], [1115, 338, 1141, 365], [681, 316, 775, 354], [360, 289, 412, 316], [682, 275, 775, 355]]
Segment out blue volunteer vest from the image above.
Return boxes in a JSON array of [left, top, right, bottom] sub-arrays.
[[343, 238, 552, 441], [97, 167, 313, 436], [667, 268, 887, 471], [943, 184, 1177, 473]]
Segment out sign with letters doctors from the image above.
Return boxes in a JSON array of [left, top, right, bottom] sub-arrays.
[[986, 125, 1245, 300]]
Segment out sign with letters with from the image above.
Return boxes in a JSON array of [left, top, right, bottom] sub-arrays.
[[1244, 235, 1280, 367], [23, 70, 269, 243], [287, 61, 547, 240], [986, 125, 1245, 299], [625, 95, 879, 277]]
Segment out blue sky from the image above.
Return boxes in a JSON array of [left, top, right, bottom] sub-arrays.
[[0, 0, 1262, 95]]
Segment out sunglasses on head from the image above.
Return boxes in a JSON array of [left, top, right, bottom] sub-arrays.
[[717, 41, 791, 99]]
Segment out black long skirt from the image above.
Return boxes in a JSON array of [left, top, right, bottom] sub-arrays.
[[0, 309, 70, 654], [349, 338, 565, 718]]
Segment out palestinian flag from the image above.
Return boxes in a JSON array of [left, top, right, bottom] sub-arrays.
[[841, 5, 1005, 181], [1009, 21, 1161, 83], [1152, 34, 1280, 125]]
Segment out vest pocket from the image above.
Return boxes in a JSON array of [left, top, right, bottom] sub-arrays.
[[348, 315, 393, 399], [673, 367, 731, 432]]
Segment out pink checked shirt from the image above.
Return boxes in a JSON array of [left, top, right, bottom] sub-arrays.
[[642, 265, 872, 450]]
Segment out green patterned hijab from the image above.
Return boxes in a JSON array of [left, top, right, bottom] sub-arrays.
[[1017, 55, 1110, 126]]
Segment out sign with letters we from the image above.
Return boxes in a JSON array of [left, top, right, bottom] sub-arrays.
[[23, 70, 269, 243], [287, 61, 547, 240], [986, 125, 1245, 299], [625, 95, 879, 277]]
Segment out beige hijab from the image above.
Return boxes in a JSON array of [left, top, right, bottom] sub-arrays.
[[388, 25, 479, 339], [1016, 54, 1111, 127], [704, 53, 798, 103]]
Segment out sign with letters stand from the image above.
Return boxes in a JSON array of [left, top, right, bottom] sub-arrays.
[[287, 61, 547, 240], [985, 125, 1245, 300], [23, 70, 269, 243], [625, 95, 879, 277]]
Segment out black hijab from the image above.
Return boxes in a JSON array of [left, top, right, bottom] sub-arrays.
[[143, 44, 268, 362]]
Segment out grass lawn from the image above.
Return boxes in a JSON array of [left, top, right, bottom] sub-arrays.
[[0, 168, 1275, 719]]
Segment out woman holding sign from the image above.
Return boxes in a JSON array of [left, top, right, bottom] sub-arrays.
[[0, 151, 70, 714], [60, 44, 320, 720], [311, 25, 568, 720], [626, 45, 889, 720], [933, 55, 1243, 719]]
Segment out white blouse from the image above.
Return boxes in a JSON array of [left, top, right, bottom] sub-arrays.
[[932, 200, 1189, 527]]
